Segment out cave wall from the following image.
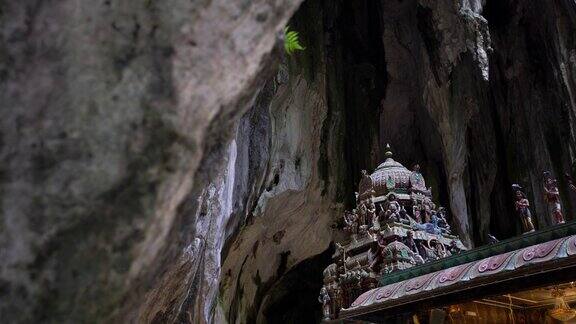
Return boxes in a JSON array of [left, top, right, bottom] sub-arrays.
[[218, 2, 346, 322], [356, 0, 576, 245], [218, 0, 576, 322], [482, 0, 576, 238], [0, 0, 305, 322]]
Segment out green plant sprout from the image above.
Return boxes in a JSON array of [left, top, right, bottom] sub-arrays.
[[284, 26, 305, 55]]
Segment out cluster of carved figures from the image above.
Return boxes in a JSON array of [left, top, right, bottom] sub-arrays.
[[319, 146, 576, 321], [319, 148, 467, 320]]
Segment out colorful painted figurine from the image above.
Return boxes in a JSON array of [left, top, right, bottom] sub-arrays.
[[404, 231, 419, 254], [543, 172, 564, 224], [410, 164, 426, 191], [366, 199, 377, 227], [437, 207, 451, 234], [512, 184, 535, 233], [384, 194, 401, 222]]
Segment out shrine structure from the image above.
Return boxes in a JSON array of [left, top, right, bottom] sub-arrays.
[[319, 146, 576, 323], [320, 146, 467, 320]]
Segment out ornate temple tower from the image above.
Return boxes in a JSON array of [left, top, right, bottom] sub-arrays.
[[320, 145, 466, 320]]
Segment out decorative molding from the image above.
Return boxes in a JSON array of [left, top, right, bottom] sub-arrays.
[[341, 235, 576, 317]]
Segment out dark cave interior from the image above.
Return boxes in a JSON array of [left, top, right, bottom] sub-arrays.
[[255, 0, 576, 322]]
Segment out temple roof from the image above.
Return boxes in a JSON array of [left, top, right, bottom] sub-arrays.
[[362, 145, 414, 197], [339, 224, 576, 321]]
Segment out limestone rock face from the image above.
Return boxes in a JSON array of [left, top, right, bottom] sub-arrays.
[[0, 0, 304, 322], [375, 0, 576, 246], [1, 0, 576, 323]]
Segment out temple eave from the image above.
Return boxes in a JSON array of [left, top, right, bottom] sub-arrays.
[[319, 148, 576, 322], [339, 233, 576, 321]]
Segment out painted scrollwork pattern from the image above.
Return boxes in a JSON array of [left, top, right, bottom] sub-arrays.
[[467, 251, 514, 279], [350, 290, 376, 308], [516, 238, 563, 268], [376, 282, 402, 300], [437, 263, 472, 285], [478, 253, 511, 272], [404, 273, 436, 293], [343, 235, 576, 314]]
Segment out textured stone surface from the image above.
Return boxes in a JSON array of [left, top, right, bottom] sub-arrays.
[[376, 0, 576, 246], [0, 0, 304, 322], [219, 1, 576, 322]]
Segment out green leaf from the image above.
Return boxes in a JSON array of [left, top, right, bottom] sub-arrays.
[[284, 26, 306, 55]]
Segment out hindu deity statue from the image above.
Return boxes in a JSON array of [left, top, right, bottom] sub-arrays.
[[512, 184, 535, 233], [412, 205, 422, 223], [403, 231, 419, 254], [422, 203, 432, 223], [343, 209, 359, 239], [384, 194, 401, 222], [448, 240, 460, 255], [359, 169, 376, 199], [416, 240, 437, 262], [437, 207, 451, 234], [370, 211, 381, 233], [543, 172, 564, 224], [412, 213, 442, 235], [318, 286, 331, 320], [366, 199, 377, 227], [361, 169, 371, 184], [430, 239, 450, 258], [357, 201, 367, 227], [368, 242, 382, 274], [398, 206, 410, 224], [410, 164, 427, 191]]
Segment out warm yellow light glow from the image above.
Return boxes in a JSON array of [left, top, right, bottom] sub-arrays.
[[549, 287, 576, 322]]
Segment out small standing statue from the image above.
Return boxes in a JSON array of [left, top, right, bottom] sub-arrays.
[[422, 203, 432, 223], [384, 194, 401, 222], [448, 240, 460, 255], [359, 169, 376, 197], [410, 164, 427, 191], [398, 206, 410, 224], [343, 210, 359, 239], [368, 231, 388, 272], [369, 206, 381, 233], [543, 172, 565, 224], [403, 231, 419, 254], [431, 240, 450, 258], [318, 286, 331, 320], [412, 204, 422, 223], [437, 207, 451, 234], [512, 184, 536, 233], [361, 169, 370, 183], [366, 199, 377, 226], [357, 201, 367, 226]]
